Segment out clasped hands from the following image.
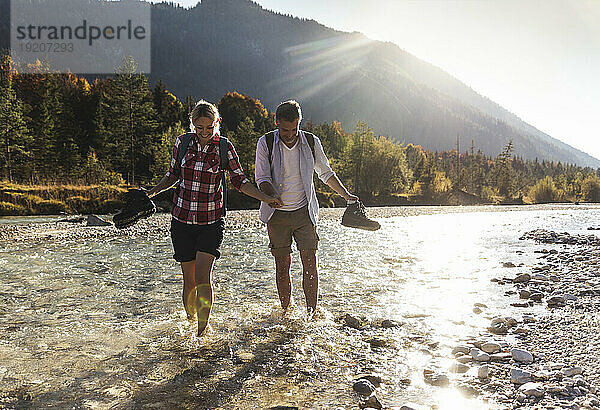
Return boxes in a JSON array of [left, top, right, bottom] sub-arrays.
[[266, 196, 284, 208]]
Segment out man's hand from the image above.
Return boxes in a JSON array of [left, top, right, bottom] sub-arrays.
[[266, 196, 284, 208]]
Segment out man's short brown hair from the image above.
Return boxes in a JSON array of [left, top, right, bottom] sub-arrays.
[[275, 100, 302, 123]]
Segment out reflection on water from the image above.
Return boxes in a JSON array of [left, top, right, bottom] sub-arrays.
[[1, 205, 599, 408]]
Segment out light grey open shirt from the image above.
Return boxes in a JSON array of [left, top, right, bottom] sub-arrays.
[[255, 129, 336, 225]]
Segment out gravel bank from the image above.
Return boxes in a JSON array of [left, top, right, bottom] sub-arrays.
[[447, 229, 600, 409]]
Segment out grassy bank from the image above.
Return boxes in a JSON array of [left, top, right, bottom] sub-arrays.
[[0, 182, 126, 216]]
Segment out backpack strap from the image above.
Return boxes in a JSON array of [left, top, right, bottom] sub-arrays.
[[266, 130, 315, 165], [176, 132, 195, 169], [265, 131, 275, 165], [219, 136, 229, 217]]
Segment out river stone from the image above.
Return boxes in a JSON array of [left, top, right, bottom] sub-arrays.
[[471, 348, 490, 362], [452, 345, 471, 356], [450, 362, 469, 373], [532, 273, 549, 281], [503, 261, 516, 268], [87, 214, 112, 227], [423, 370, 449, 387], [511, 348, 534, 364], [456, 355, 471, 364], [353, 379, 375, 396], [563, 367, 583, 377], [513, 273, 531, 283], [473, 307, 482, 314], [547, 295, 566, 307], [355, 375, 382, 388], [481, 342, 501, 354], [529, 292, 544, 302], [519, 382, 545, 397], [490, 352, 512, 362], [478, 365, 489, 379], [519, 289, 532, 299], [511, 368, 533, 384], [369, 338, 388, 348], [343, 314, 362, 329], [381, 319, 401, 328], [362, 395, 382, 409]]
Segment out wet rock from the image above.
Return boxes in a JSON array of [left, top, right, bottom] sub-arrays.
[[473, 307, 482, 314], [478, 364, 489, 379], [511, 368, 533, 384], [547, 294, 566, 307], [457, 382, 480, 397], [355, 375, 382, 388], [369, 338, 388, 348], [381, 319, 401, 328], [456, 355, 471, 364], [452, 345, 471, 356], [423, 369, 449, 387], [474, 302, 488, 308], [519, 289, 532, 299], [86, 214, 112, 227], [513, 273, 531, 283], [360, 395, 382, 410], [471, 348, 490, 362], [481, 342, 501, 354], [503, 262, 516, 268], [511, 348, 534, 364], [490, 352, 512, 363], [519, 382, 545, 397], [563, 367, 583, 377], [528, 292, 544, 302], [343, 314, 363, 330], [450, 362, 470, 373], [353, 379, 376, 396]]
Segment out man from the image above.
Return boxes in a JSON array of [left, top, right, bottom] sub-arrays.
[[255, 100, 358, 317]]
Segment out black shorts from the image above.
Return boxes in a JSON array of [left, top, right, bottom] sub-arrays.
[[170, 218, 225, 262]]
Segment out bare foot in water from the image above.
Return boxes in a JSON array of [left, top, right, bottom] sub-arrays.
[[197, 322, 213, 337]]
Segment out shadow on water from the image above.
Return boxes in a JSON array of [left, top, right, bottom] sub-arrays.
[[3, 317, 301, 409]]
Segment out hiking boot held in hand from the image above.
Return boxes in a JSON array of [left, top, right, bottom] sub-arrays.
[[341, 201, 380, 231], [113, 189, 156, 229]]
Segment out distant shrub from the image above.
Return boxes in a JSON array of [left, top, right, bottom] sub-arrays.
[[529, 176, 561, 203], [581, 175, 600, 202], [33, 199, 68, 215], [0, 201, 27, 216]]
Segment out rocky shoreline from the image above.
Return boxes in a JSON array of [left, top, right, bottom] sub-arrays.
[[438, 229, 600, 409]]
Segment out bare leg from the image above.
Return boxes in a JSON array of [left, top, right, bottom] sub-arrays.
[[195, 251, 216, 336], [300, 249, 318, 315], [181, 260, 196, 320], [274, 254, 292, 311]]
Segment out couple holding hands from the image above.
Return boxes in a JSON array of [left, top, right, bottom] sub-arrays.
[[146, 99, 377, 336]]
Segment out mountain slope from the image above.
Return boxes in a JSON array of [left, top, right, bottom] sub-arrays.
[[27, 0, 598, 167]]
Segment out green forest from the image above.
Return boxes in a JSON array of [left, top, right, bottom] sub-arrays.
[[1, 55, 600, 216]]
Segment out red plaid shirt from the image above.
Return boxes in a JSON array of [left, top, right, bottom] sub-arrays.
[[166, 133, 250, 225]]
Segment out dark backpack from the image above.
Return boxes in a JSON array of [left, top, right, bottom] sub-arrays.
[[265, 130, 315, 165], [176, 133, 230, 216]]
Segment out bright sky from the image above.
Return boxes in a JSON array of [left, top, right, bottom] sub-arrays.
[[162, 0, 600, 160]]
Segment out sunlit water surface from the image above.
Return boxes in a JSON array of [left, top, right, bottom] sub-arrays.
[[1, 205, 599, 409]]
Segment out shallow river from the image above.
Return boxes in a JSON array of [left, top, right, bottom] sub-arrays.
[[1, 204, 599, 409]]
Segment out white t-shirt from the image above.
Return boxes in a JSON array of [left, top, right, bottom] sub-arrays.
[[279, 140, 307, 211]]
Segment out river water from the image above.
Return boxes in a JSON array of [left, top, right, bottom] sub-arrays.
[[1, 204, 599, 409]]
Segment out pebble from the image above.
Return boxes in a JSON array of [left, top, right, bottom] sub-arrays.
[[481, 342, 501, 354], [519, 382, 545, 397], [353, 379, 376, 396], [511, 348, 534, 364], [510, 368, 533, 384], [478, 364, 489, 379]]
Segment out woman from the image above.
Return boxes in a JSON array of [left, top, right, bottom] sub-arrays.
[[146, 100, 282, 336]]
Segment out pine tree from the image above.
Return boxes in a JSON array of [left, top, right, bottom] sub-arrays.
[[97, 57, 158, 185], [0, 55, 30, 182]]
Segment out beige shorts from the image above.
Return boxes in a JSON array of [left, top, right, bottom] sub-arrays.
[[267, 206, 319, 257]]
